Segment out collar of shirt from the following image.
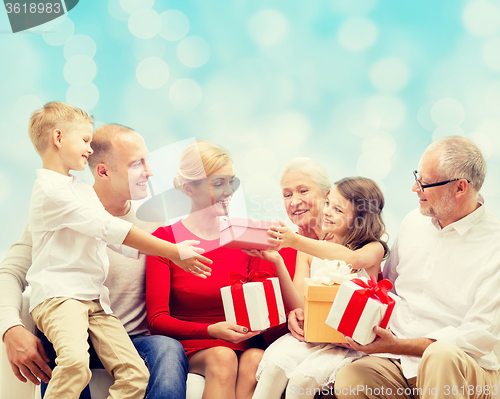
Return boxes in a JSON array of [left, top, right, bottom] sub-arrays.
[[430, 195, 486, 235], [36, 168, 74, 182]]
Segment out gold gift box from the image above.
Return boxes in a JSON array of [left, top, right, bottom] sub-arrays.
[[303, 278, 346, 343]]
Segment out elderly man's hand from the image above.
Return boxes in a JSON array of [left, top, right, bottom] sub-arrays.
[[3, 325, 52, 384], [344, 327, 398, 354]]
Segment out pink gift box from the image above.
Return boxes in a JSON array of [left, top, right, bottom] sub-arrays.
[[219, 218, 279, 250]]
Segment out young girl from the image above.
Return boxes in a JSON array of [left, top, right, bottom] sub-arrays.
[[249, 177, 389, 399]]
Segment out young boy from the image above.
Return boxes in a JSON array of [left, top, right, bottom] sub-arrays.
[[26, 102, 212, 399]]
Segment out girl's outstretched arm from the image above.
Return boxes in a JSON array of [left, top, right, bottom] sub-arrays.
[[269, 225, 384, 277]]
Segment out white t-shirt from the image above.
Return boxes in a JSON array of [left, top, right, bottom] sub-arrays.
[[27, 169, 135, 314]]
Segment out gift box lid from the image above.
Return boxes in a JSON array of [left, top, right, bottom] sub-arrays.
[[303, 278, 340, 301], [220, 217, 278, 231]]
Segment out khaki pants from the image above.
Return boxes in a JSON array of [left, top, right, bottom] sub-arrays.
[[329, 342, 498, 399], [32, 297, 149, 399]]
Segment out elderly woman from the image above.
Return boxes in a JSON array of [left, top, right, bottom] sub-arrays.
[[146, 140, 269, 399], [277, 157, 332, 280]]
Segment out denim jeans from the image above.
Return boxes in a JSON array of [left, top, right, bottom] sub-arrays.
[[41, 333, 189, 399]]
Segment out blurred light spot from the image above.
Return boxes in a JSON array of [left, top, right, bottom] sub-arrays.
[[348, 109, 381, 137], [369, 57, 410, 93], [476, 119, 500, 157], [169, 78, 203, 110], [331, 0, 378, 15], [0, 170, 11, 206], [466, 132, 492, 159], [120, 0, 154, 14], [463, 0, 500, 37], [477, 81, 500, 117], [66, 83, 99, 112], [357, 153, 391, 180], [159, 10, 189, 41], [432, 125, 465, 141], [366, 95, 406, 129], [430, 98, 465, 126], [362, 131, 396, 157], [270, 112, 311, 150], [12, 95, 43, 128], [177, 36, 211, 68], [133, 36, 166, 61], [482, 37, 500, 72], [128, 8, 161, 39], [42, 17, 74, 46], [248, 9, 289, 47], [64, 35, 97, 60], [64, 56, 97, 86], [30, 12, 66, 33], [108, 0, 129, 21], [244, 147, 279, 176], [136, 57, 170, 89], [338, 17, 378, 52], [481, 164, 500, 196], [417, 102, 437, 131], [244, 175, 280, 215]]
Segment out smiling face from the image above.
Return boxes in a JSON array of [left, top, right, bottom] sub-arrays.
[[281, 170, 326, 231], [60, 122, 94, 172], [108, 132, 153, 201], [322, 186, 354, 240], [189, 162, 236, 216], [413, 149, 456, 222]]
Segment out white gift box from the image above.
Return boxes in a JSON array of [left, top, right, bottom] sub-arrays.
[[221, 277, 286, 332], [325, 277, 401, 345]]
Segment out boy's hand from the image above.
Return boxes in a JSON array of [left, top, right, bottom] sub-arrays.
[[173, 240, 213, 278], [267, 220, 298, 250], [242, 248, 282, 264]]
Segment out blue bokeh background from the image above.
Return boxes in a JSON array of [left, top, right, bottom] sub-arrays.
[[1, 0, 499, 258]]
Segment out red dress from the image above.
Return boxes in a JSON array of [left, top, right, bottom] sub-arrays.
[[146, 220, 273, 359]]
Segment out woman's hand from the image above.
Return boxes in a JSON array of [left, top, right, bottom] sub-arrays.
[[242, 248, 282, 264], [207, 322, 262, 343], [267, 221, 298, 250], [287, 308, 305, 341], [172, 240, 213, 278]]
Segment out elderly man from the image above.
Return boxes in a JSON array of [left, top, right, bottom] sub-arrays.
[[0, 124, 189, 399], [329, 136, 500, 399]]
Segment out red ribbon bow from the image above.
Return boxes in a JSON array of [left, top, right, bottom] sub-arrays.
[[227, 270, 273, 286], [350, 276, 393, 305]]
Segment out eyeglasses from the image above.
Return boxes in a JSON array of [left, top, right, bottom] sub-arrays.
[[413, 170, 470, 192]]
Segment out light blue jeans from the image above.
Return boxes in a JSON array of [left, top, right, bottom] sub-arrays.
[[41, 333, 189, 399]]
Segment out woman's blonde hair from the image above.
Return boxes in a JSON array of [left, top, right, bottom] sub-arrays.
[[173, 140, 232, 192], [28, 101, 93, 155], [335, 177, 389, 260]]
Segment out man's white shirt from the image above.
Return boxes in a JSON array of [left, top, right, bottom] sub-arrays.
[[383, 200, 500, 378]]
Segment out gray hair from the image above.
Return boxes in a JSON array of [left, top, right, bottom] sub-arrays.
[[279, 157, 331, 194], [426, 136, 486, 193]]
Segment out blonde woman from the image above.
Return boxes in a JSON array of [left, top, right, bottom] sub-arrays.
[[146, 140, 267, 399]]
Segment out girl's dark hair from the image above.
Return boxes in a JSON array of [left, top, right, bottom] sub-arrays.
[[335, 177, 389, 260]]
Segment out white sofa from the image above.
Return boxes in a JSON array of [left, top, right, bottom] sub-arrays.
[[0, 289, 205, 399]]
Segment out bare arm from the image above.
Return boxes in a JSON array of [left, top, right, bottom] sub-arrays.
[[269, 225, 384, 275], [346, 326, 435, 356], [0, 223, 52, 384], [123, 226, 213, 278]]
